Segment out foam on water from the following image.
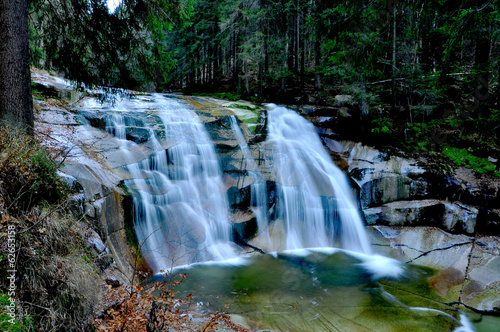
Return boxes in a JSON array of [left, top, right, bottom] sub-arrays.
[[271, 247, 404, 280], [454, 314, 476, 332]]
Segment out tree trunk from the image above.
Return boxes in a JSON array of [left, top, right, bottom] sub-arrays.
[[474, 17, 492, 118], [244, 58, 250, 95], [313, 0, 321, 91], [392, 7, 397, 110], [0, 0, 33, 134]]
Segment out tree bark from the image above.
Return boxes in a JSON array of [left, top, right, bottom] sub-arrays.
[[0, 0, 33, 134], [392, 7, 397, 110], [313, 0, 321, 91]]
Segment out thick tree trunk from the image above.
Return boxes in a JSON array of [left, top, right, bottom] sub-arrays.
[[0, 0, 33, 134]]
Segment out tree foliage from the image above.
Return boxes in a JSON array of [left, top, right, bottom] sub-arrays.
[[28, 0, 194, 89]]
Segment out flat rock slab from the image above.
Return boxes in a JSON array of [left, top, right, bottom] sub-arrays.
[[368, 225, 500, 312], [35, 105, 80, 126], [364, 199, 478, 234], [464, 236, 500, 311]]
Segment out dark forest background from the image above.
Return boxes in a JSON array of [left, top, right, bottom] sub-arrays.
[[28, 0, 500, 174]]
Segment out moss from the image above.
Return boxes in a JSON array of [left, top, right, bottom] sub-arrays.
[[190, 91, 242, 101], [442, 144, 499, 177]]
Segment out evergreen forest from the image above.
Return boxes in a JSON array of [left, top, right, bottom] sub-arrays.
[[29, 0, 500, 165]]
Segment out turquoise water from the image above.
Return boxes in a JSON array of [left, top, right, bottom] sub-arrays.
[[153, 249, 479, 332]]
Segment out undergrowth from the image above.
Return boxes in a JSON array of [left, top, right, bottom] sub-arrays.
[[0, 126, 100, 331], [190, 91, 242, 101], [442, 145, 500, 177], [94, 272, 249, 332], [0, 127, 67, 215], [398, 109, 500, 177]]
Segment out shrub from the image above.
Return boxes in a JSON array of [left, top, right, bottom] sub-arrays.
[[371, 117, 392, 134], [0, 127, 66, 216], [442, 144, 500, 177], [0, 206, 101, 331]]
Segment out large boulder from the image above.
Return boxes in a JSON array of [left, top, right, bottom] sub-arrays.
[[324, 140, 430, 207], [363, 200, 478, 235], [322, 139, 499, 237]]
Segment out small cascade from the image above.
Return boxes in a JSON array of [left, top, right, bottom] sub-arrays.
[[264, 104, 371, 254], [228, 116, 271, 246], [104, 95, 235, 273]]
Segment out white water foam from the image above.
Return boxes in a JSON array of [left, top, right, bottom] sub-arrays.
[[274, 247, 404, 280], [265, 104, 371, 254], [454, 314, 476, 332]]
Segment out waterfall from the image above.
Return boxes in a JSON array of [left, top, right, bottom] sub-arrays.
[[264, 104, 371, 254], [92, 94, 372, 272], [104, 94, 235, 273], [228, 116, 271, 247]]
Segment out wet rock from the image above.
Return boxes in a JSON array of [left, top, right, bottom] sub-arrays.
[[368, 226, 472, 304], [363, 199, 444, 227], [324, 141, 429, 208], [37, 107, 80, 126], [363, 200, 477, 234], [464, 236, 500, 311], [368, 225, 500, 313], [80, 111, 107, 130], [322, 139, 495, 236], [232, 211, 258, 240], [476, 209, 500, 235], [103, 145, 153, 169], [359, 175, 429, 208], [33, 80, 82, 103], [124, 127, 150, 143], [62, 163, 109, 201], [227, 185, 251, 210]]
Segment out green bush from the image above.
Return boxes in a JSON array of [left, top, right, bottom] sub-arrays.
[[405, 122, 430, 151], [442, 144, 499, 177], [191, 91, 242, 101], [0, 127, 66, 216], [371, 117, 392, 134]]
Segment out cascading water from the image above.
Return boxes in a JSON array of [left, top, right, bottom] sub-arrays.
[[264, 104, 372, 254], [38, 69, 490, 331], [91, 93, 373, 269], [104, 94, 235, 273], [228, 116, 271, 246]]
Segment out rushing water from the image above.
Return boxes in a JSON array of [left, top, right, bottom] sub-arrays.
[[264, 104, 371, 254], [103, 94, 235, 272], [228, 116, 271, 247]]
